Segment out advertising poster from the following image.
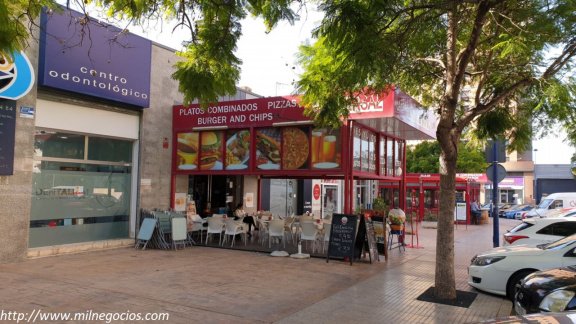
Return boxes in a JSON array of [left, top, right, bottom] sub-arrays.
[[0, 100, 16, 175]]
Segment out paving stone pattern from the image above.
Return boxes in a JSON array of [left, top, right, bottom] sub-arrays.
[[0, 219, 517, 323]]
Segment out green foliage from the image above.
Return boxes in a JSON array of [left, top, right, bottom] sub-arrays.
[[88, 0, 300, 106], [0, 0, 55, 54], [407, 141, 487, 174], [372, 197, 387, 213]]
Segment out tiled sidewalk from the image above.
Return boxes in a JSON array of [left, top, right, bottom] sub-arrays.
[[0, 219, 515, 323]]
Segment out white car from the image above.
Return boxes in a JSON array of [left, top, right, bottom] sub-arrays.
[[517, 207, 576, 220], [468, 234, 576, 299], [503, 218, 576, 246]]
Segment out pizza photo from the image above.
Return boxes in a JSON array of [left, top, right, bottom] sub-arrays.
[[282, 127, 309, 170]]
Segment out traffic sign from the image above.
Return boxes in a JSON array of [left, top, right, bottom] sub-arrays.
[[486, 163, 506, 183]]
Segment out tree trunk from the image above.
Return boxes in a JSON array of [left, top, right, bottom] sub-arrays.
[[434, 123, 459, 300]]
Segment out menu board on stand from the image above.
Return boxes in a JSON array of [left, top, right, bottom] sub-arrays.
[[363, 216, 380, 263], [326, 214, 358, 265]]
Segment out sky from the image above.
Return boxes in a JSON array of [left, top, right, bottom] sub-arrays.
[[103, 6, 574, 165], [136, 8, 323, 97]]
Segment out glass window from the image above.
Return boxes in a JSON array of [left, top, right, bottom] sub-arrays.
[[88, 137, 132, 162], [537, 222, 576, 236], [509, 221, 534, 233], [368, 133, 376, 173], [225, 129, 250, 170], [361, 130, 369, 172], [553, 200, 564, 209], [380, 137, 386, 175], [424, 189, 436, 208], [387, 138, 394, 176], [29, 161, 131, 247], [395, 140, 403, 176], [34, 131, 85, 159], [353, 127, 361, 171]]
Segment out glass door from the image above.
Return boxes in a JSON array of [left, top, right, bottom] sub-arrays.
[[322, 184, 339, 220]]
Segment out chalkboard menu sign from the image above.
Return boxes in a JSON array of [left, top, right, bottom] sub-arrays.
[[0, 100, 16, 175], [364, 217, 380, 263], [327, 214, 358, 265]]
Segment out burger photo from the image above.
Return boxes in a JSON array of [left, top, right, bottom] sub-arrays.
[[177, 133, 198, 167], [200, 132, 222, 170]]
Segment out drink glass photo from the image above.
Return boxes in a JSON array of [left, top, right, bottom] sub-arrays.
[[322, 135, 336, 162], [311, 131, 324, 164]]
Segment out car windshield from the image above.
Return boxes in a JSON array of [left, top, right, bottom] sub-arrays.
[[538, 199, 553, 209], [542, 234, 576, 250], [508, 221, 533, 233]]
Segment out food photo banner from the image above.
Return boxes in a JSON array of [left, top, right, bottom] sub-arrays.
[[174, 127, 343, 172], [173, 96, 308, 130]]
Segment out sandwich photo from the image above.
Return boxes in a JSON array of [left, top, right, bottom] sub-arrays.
[[177, 132, 198, 166], [256, 131, 281, 164], [200, 132, 222, 170]]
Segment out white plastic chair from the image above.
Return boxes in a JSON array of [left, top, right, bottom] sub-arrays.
[[186, 214, 206, 244], [268, 219, 286, 248], [283, 216, 296, 243], [222, 219, 246, 247], [321, 225, 331, 253], [300, 221, 319, 253], [256, 218, 269, 246], [205, 217, 224, 245]]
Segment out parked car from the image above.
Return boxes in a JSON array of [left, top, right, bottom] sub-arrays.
[[503, 218, 576, 246], [503, 205, 534, 219], [525, 193, 576, 218], [480, 311, 576, 323], [468, 233, 576, 299], [516, 207, 576, 220], [498, 204, 514, 217], [514, 266, 576, 315]]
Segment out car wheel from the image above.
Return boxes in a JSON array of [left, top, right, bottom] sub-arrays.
[[506, 270, 534, 300]]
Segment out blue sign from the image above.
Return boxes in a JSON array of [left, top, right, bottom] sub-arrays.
[[0, 51, 35, 100], [0, 100, 16, 175], [39, 8, 152, 108]]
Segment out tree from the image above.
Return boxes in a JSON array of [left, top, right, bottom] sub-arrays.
[[296, 1, 576, 300], [0, 0, 53, 56], [407, 141, 487, 174], [6, 0, 575, 302]]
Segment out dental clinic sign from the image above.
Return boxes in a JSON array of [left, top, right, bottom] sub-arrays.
[[38, 8, 151, 107]]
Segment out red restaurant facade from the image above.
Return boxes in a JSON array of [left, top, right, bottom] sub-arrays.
[[171, 89, 437, 218]]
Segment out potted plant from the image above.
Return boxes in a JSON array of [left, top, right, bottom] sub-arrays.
[[372, 197, 388, 217], [388, 208, 406, 231]]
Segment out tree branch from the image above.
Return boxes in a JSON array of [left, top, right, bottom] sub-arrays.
[[416, 57, 446, 69], [453, 0, 492, 100]]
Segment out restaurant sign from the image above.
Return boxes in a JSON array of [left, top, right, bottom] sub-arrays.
[[173, 96, 308, 130], [173, 97, 344, 172], [38, 8, 151, 108], [349, 90, 395, 118]]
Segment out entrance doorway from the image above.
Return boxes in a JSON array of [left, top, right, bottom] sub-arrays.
[[189, 175, 243, 216], [322, 184, 339, 219]]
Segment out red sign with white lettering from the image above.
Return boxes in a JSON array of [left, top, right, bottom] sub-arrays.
[[348, 89, 395, 119], [173, 95, 309, 131], [313, 184, 321, 200]]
